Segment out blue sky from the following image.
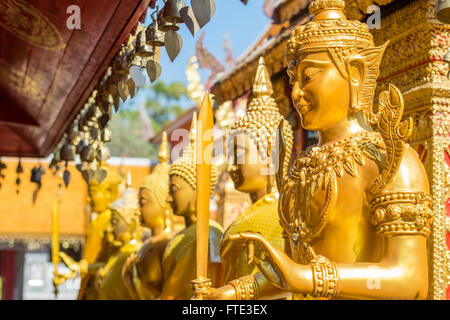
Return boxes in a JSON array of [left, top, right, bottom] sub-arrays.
[[124, 1, 270, 110]]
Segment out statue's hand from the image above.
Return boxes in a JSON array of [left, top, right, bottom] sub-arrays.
[[191, 285, 236, 300], [58, 252, 79, 272], [58, 252, 88, 275], [229, 232, 296, 291]]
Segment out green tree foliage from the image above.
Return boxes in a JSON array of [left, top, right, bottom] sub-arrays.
[[107, 80, 187, 160]]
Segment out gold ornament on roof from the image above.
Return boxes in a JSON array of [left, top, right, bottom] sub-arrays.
[[169, 113, 218, 192]]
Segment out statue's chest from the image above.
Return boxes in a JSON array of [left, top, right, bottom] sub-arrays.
[[279, 132, 382, 261]]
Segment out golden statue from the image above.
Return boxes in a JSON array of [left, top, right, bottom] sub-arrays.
[[220, 57, 294, 287], [97, 172, 143, 300], [161, 113, 223, 300], [121, 132, 178, 299], [58, 166, 122, 300], [202, 0, 432, 300]]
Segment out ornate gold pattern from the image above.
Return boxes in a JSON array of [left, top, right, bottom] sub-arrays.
[[0, 0, 65, 50], [280, 131, 383, 246], [229, 274, 258, 300], [369, 192, 433, 236], [0, 58, 44, 100], [287, 1, 373, 60], [310, 255, 340, 299]]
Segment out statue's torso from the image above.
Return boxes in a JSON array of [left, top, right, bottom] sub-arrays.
[[123, 234, 173, 300], [98, 240, 142, 300], [161, 221, 223, 300]]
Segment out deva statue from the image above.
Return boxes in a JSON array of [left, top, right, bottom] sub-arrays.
[[161, 114, 223, 300], [217, 57, 294, 298], [203, 0, 432, 300], [121, 132, 178, 299]]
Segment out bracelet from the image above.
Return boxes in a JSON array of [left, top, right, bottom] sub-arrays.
[[310, 255, 340, 299], [229, 275, 258, 300]]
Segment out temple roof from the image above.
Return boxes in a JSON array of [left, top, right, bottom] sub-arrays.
[[0, 0, 150, 157]]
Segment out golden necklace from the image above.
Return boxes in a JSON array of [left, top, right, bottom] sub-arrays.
[[279, 131, 383, 260]]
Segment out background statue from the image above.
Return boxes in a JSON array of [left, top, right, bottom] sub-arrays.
[[97, 172, 143, 299], [161, 114, 223, 300], [121, 132, 178, 299], [198, 57, 294, 299], [203, 0, 432, 300], [58, 165, 122, 299]]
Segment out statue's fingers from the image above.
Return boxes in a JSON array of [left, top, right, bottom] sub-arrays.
[[247, 241, 254, 264]]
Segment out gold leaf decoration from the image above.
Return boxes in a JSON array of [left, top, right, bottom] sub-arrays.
[[343, 157, 358, 177], [0, 0, 65, 50]]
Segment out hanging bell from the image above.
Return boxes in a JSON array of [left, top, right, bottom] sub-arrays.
[[161, 0, 186, 24], [157, 7, 180, 32], [80, 145, 96, 162], [113, 54, 129, 75], [102, 127, 112, 143], [146, 11, 165, 47], [96, 145, 111, 162], [135, 29, 156, 58], [76, 138, 88, 155], [436, 0, 450, 23], [60, 143, 76, 161], [89, 126, 100, 141]]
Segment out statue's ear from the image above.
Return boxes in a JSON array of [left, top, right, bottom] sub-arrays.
[[345, 56, 365, 113], [345, 41, 389, 114]]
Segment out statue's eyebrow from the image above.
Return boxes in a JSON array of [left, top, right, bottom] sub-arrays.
[[298, 59, 331, 68]]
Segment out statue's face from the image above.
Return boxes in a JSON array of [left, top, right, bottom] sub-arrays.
[[289, 52, 350, 131], [167, 175, 196, 217], [139, 188, 165, 229], [88, 185, 110, 213], [111, 212, 131, 243], [227, 134, 269, 193]]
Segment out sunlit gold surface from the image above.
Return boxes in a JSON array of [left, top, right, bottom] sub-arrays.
[[205, 0, 432, 300]]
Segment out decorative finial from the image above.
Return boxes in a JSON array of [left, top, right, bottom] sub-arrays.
[[309, 0, 346, 19], [158, 131, 170, 164], [126, 170, 132, 188], [253, 57, 273, 97], [190, 111, 198, 145]]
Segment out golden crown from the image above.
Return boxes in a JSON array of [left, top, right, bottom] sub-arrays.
[[286, 0, 374, 62], [141, 133, 171, 208], [169, 113, 218, 192]]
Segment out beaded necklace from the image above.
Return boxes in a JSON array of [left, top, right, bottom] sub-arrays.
[[279, 131, 383, 262]]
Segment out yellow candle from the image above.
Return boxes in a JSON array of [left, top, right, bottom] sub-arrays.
[[195, 92, 214, 280], [52, 198, 60, 274]]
